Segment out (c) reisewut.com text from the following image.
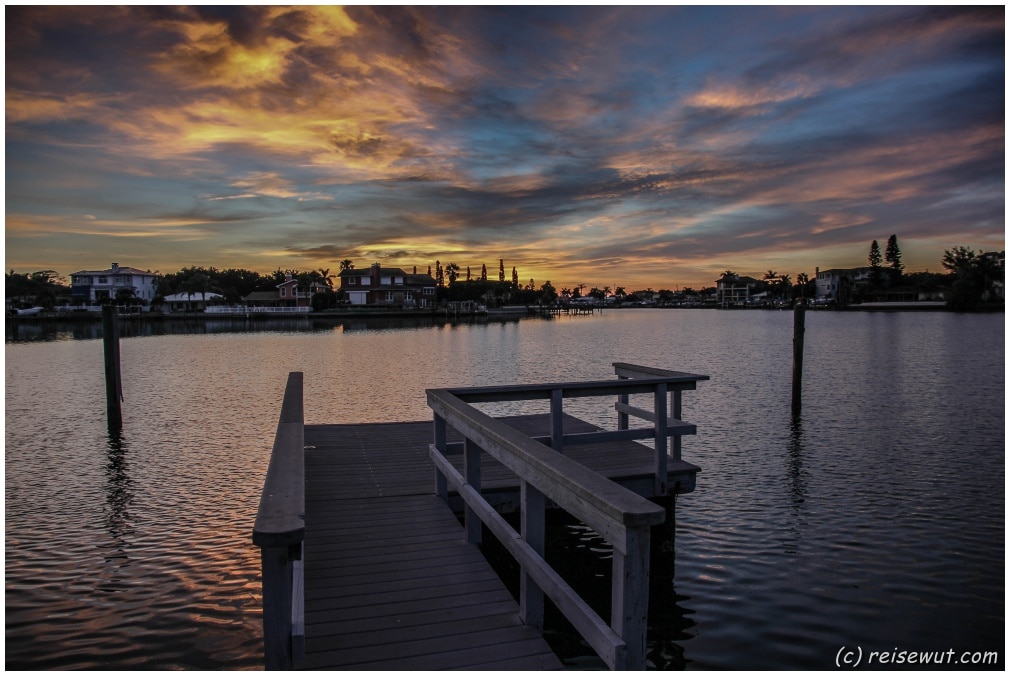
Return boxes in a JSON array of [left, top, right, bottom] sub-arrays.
[[835, 646, 1000, 668]]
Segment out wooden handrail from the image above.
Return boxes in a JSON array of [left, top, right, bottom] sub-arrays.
[[252, 372, 305, 670], [427, 363, 708, 668], [428, 387, 665, 669]]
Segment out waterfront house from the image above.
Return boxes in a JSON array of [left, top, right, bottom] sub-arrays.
[[814, 267, 875, 304], [243, 274, 328, 308], [338, 263, 437, 308], [162, 291, 224, 312], [715, 274, 760, 308], [70, 263, 159, 304]]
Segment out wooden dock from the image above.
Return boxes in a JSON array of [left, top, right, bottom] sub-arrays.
[[300, 420, 564, 669], [253, 364, 708, 670]]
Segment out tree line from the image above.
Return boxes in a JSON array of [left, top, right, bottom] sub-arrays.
[[5, 241, 1003, 311]]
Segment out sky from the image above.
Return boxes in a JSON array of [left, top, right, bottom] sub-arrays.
[[5, 5, 1005, 291]]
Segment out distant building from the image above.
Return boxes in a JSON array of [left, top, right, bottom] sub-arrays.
[[243, 273, 328, 308], [162, 291, 224, 312], [70, 263, 159, 303], [338, 263, 437, 308], [715, 275, 760, 308], [814, 267, 874, 303]]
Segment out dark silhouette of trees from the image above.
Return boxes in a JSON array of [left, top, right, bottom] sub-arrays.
[[868, 240, 884, 291], [6, 269, 68, 309], [446, 262, 460, 285], [942, 247, 1004, 309], [885, 234, 903, 282]]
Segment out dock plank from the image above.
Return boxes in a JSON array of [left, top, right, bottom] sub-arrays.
[[300, 413, 698, 670]]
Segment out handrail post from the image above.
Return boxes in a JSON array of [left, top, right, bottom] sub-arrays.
[[654, 383, 668, 495], [616, 376, 629, 431], [433, 413, 448, 501], [520, 480, 545, 630], [549, 388, 564, 452], [261, 544, 297, 669], [611, 526, 651, 670], [670, 389, 682, 461], [464, 438, 482, 545]]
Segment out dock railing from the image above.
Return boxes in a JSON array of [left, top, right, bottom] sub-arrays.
[[252, 372, 305, 670], [426, 363, 707, 669]]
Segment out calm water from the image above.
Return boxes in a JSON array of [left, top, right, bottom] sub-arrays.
[[5, 310, 1004, 669]]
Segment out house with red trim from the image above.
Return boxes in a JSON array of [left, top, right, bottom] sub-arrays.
[[338, 263, 437, 308]]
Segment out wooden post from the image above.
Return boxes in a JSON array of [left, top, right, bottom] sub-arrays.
[[464, 438, 481, 545], [611, 527, 651, 670], [653, 383, 668, 495], [520, 480, 545, 630], [433, 414, 447, 501], [792, 299, 806, 416], [102, 305, 123, 430], [260, 545, 295, 670], [549, 388, 564, 453]]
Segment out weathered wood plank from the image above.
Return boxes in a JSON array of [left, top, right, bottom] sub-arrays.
[[298, 411, 700, 670]]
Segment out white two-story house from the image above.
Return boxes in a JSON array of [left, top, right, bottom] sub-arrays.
[[70, 263, 159, 304]]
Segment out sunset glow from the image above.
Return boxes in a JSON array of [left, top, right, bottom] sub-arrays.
[[5, 6, 1004, 289]]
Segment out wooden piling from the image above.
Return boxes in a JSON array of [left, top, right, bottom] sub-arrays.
[[102, 306, 123, 430], [791, 299, 806, 416]]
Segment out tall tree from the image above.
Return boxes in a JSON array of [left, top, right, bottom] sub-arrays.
[[511, 266, 518, 287], [480, 263, 487, 281], [499, 259, 505, 283], [446, 262, 460, 285], [885, 234, 903, 280], [435, 260, 444, 287], [868, 240, 882, 268], [868, 239, 884, 290]]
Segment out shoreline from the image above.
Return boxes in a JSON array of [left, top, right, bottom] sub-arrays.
[[6, 301, 1003, 325]]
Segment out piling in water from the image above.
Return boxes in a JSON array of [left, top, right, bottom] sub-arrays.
[[791, 299, 806, 416], [102, 306, 123, 430]]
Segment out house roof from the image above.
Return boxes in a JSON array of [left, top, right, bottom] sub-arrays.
[[717, 276, 760, 284], [71, 265, 156, 277], [339, 267, 412, 277], [244, 291, 279, 302], [163, 292, 223, 302]]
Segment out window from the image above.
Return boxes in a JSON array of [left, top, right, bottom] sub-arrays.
[[98, 277, 108, 284], [385, 291, 394, 302], [360, 276, 370, 285], [394, 276, 404, 285], [380, 276, 392, 285], [423, 286, 434, 295], [280, 287, 286, 297]]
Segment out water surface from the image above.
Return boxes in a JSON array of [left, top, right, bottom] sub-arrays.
[[5, 310, 1004, 669]]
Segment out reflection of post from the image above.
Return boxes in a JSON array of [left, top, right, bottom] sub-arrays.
[[791, 299, 806, 416], [102, 306, 123, 430]]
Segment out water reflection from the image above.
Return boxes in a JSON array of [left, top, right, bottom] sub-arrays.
[[786, 415, 807, 510], [102, 429, 134, 566], [5, 314, 529, 343]]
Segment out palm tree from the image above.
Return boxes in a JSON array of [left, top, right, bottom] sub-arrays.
[[796, 273, 810, 298], [777, 274, 792, 299], [317, 268, 333, 289], [339, 259, 354, 272], [446, 262, 460, 285]]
